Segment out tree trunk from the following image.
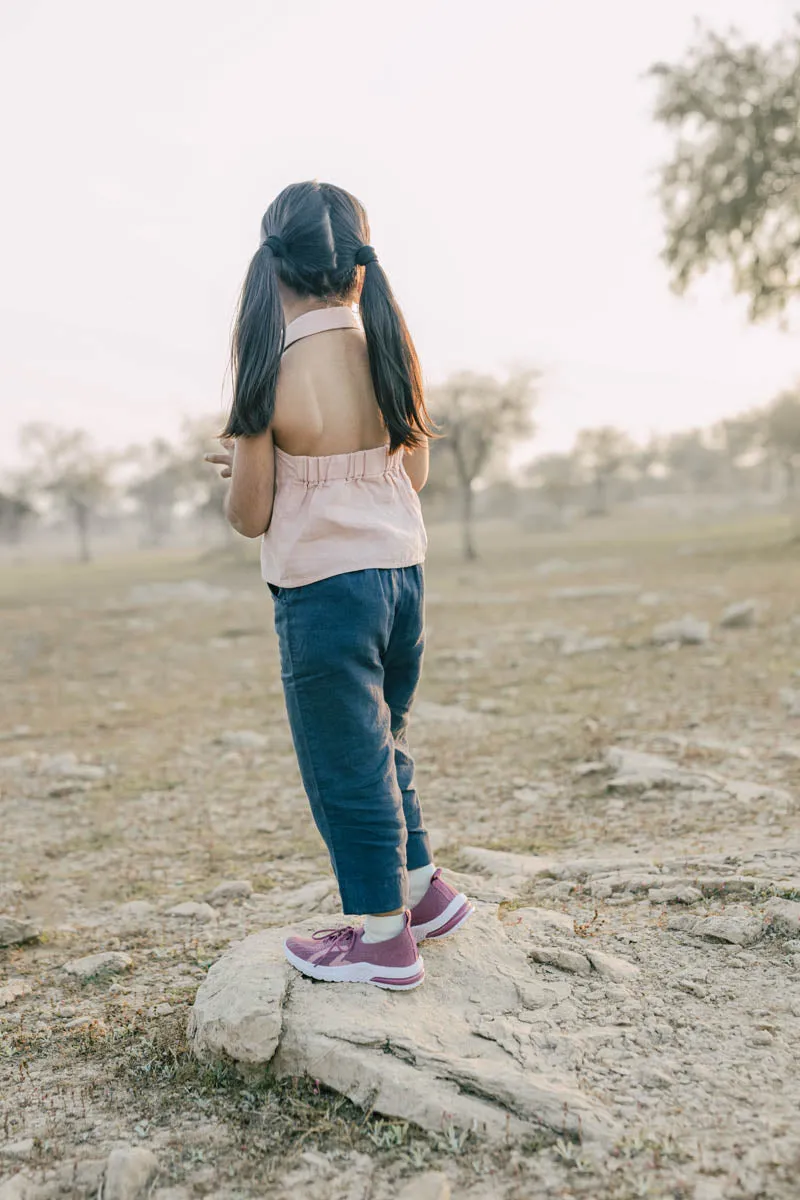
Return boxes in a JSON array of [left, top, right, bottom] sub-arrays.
[[461, 481, 477, 560], [595, 473, 608, 514], [74, 503, 91, 563]]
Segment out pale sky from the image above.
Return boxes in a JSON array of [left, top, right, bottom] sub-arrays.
[[1, 0, 798, 471]]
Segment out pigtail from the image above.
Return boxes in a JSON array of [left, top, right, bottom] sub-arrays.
[[223, 244, 285, 438], [358, 259, 436, 452]]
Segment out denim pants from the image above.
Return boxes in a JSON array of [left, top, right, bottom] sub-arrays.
[[270, 565, 433, 915]]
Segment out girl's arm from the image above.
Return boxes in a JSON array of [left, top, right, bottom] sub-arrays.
[[224, 430, 276, 537], [402, 439, 429, 492]]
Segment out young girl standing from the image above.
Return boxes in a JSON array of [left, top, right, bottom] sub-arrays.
[[206, 181, 473, 990]]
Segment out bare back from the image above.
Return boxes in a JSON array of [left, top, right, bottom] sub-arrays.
[[272, 314, 387, 457]]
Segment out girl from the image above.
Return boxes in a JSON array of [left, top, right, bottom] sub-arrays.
[[206, 181, 473, 990]]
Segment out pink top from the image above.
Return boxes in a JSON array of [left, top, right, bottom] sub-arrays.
[[260, 308, 427, 588]]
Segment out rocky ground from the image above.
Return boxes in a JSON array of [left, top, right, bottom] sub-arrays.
[[1, 516, 800, 1198]]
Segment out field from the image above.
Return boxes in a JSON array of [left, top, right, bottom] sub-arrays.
[[2, 512, 800, 1199]]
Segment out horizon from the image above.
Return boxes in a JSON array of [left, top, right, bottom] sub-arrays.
[[1, 0, 799, 472]]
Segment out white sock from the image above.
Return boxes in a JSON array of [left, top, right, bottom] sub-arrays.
[[362, 912, 407, 943], [408, 863, 437, 908]]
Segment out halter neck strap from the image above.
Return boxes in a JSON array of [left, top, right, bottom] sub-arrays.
[[283, 306, 361, 351]]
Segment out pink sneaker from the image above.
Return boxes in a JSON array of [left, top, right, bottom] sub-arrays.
[[409, 869, 475, 942], [284, 911, 424, 990]]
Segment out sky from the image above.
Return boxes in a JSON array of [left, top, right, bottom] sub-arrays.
[[1, 0, 798, 471]]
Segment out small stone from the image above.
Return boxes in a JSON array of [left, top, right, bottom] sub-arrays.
[[1, 1140, 34, 1160], [652, 616, 709, 646], [165, 902, 217, 923], [0, 979, 32, 1008], [585, 949, 640, 981], [668, 912, 763, 947], [0, 917, 40, 948], [720, 600, 757, 629], [748, 1030, 774, 1046], [529, 947, 592, 976], [396, 1172, 451, 1200], [62, 951, 133, 981], [150, 1003, 175, 1018], [648, 885, 703, 905], [40, 752, 106, 780], [764, 897, 800, 936], [780, 688, 800, 718], [103, 1146, 159, 1200], [64, 1015, 106, 1031], [216, 730, 268, 749], [560, 636, 619, 657], [207, 879, 253, 906]]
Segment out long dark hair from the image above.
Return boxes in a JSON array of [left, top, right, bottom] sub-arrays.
[[223, 181, 434, 451]]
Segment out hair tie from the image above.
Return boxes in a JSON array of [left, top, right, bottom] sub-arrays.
[[354, 244, 378, 267], [264, 234, 287, 258]]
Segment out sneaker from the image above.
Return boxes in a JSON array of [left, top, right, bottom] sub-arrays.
[[283, 911, 424, 990], [409, 868, 475, 942]]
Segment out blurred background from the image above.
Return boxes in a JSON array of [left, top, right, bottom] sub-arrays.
[[1, 0, 799, 563]]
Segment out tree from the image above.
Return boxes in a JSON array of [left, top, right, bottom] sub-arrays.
[[524, 453, 577, 521], [763, 390, 800, 495], [18, 425, 112, 562], [663, 428, 723, 493], [430, 368, 539, 559], [127, 438, 182, 546], [0, 491, 35, 544], [651, 21, 800, 322], [573, 427, 637, 514]]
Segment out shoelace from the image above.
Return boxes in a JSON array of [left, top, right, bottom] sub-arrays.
[[312, 925, 358, 951]]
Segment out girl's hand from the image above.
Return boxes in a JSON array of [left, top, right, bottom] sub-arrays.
[[204, 437, 234, 479]]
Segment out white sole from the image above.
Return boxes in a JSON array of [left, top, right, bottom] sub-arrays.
[[283, 944, 425, 990], [411, 893, 475, 942]]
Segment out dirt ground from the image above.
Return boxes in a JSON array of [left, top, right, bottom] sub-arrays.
[[2, 511, 800, 1199]]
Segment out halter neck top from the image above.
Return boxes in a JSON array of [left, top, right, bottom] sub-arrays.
[[260, 307, 427, 589]]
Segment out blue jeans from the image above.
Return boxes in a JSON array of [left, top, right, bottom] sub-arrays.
[[270, 565, 432, 915]]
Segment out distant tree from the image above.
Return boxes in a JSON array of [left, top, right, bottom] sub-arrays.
[[430, 368, 539, 559], [763, 390, 800, 495], [663, 428, 723, 493], [0, 491, 35, 544], [127, 438, 181, 545], [573, 426, 637, 514], [18, 425, 112, 562], [651, 21, 800, 322], [525, 452, 577, 520]]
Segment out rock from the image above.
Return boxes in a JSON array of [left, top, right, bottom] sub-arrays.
[[668, 911, 763, 947], [459, 847, 556, 881], [0, 917, 40, 948], [529, 946, 592, 976], [560, 636, 619, 657], [268, 879, 338, 913], [215, 731, 268, 749], [1, 1142, 34, 1161], [749, 1030, 774, 1046], [0, 979, 32, 1008], [39, 753, 106, 780], [605, 747, 714, 794], [720, 600, 757, 629], [207, 879, 253, 905], [103, 1146, 159, 1200], [189, 910, 617, 1143], [0, 1175, 33, 1200], [651, 616, 710, 646], [585, 949, 640, 981], [648, 886, 703, 905], [764, 897, 800, 936], [780, 688, 800, 718], [501, 906, 575, 936], [396, 1173, 451, 1200], [549, 584, 639, 600], [149, 1003, 175, 1018], [62, 951, 133, 981], [164, 902, 217, 923]]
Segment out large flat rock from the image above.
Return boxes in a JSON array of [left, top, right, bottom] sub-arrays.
[[188, 908, 617, 1144]]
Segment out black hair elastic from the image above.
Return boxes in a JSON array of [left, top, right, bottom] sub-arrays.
[[264, 234, 287, 257], [354, 244, 378, 266]]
